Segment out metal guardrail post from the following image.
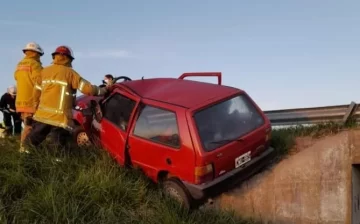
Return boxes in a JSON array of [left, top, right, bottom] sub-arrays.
[[342, 101, 357, 124]]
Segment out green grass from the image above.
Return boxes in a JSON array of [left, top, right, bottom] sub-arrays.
[[0, 121, 357, 224], [0, 137, 256, 224], [270, 120, 359, 158]]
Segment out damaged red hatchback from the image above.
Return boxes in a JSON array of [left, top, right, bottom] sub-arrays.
[[72, 72, 275, 208]]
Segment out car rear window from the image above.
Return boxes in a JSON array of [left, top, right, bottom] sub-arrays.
[[194, 94, 265, 152]]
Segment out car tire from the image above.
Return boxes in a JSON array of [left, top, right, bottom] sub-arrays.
[[73, 126, 91, 147], [162, 178, 193, 209]]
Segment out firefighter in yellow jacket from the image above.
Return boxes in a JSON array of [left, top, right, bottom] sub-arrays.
[[14, 42, 44, 151], [24, 45, 110, 148]]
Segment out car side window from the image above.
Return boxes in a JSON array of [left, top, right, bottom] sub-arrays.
[[102, 93, 136, 131], [133, 105, 180, 148]]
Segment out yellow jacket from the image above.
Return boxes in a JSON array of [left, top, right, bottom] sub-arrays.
[[14, 55, 43, 113], [33, 56, 105, 130]]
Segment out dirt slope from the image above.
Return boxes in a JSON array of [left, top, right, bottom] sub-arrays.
[[209, 129, 360, 224]]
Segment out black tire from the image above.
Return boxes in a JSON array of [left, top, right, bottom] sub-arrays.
[[162, 178, 193, 209], [73, 126, 91, 147]]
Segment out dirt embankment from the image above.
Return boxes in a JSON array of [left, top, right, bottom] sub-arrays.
[[210, 129, 360, 224]]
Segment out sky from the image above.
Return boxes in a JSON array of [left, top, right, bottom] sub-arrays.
[[1, 0, 359, 111]]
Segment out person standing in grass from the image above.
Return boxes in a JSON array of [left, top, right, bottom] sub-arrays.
[[0, 85, 22, 136], [13, 42, 44, 152]]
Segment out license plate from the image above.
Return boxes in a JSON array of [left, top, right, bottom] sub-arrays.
[[235, 151, 251, 168]]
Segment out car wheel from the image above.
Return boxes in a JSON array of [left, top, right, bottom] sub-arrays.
[[73, 126, 91, 147], [162, 178, 193, 209]]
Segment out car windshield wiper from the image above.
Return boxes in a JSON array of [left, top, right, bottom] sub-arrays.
[[209, 138, 244, 145]]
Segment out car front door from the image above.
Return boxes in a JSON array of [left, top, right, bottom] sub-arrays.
[[96, 90, 139, 165]]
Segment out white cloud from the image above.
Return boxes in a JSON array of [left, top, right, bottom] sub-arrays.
[[75, 50, 134, 59]]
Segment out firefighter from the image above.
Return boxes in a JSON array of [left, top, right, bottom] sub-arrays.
[[0, 85, 22, 136], [24, 45, 111, 149], [14, 42, 44, 152]]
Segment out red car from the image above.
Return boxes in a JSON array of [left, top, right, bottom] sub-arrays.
[[72, 72, 275, 208]]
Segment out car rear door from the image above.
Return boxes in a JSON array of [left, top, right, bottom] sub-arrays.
[[95, 90, 139, 165], [188, 93, 271, 179], [198, 129, 269, 179]]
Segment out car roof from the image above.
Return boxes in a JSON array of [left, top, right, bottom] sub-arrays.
[[118, 78, 242, 108]]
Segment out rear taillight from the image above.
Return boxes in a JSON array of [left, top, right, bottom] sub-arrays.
[[265, 127, 271, 139], [265, 127, 271, 142], [265, 132, 271, 142], [264, 129, 271, 150], [195, 164, 214, 184]]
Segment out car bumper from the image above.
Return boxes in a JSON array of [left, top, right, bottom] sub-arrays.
[[182, 146, 275, 200]]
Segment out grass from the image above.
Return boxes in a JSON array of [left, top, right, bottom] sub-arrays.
[[0, 137, 256, 224], [0, 121, 358, 224], [270, 120, 359, 158]]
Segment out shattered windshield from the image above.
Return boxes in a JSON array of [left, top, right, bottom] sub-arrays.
[[194, 94, 265, 152]]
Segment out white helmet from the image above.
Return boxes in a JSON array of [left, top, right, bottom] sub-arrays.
[[7, 85, 16, 96], [22, 42, 44, 56]]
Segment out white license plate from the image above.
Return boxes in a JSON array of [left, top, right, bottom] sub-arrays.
[[235, 151, 251, 168]]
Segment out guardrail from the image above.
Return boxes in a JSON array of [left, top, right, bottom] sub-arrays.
[[263, 101, 359, 126]]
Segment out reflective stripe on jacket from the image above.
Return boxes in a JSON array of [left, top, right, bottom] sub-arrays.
[[14, 56, 42, 113], [33, 57, 102, 130]]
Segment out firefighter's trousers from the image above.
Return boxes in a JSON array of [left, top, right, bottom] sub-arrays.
[[24, 120, 70, 148]]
